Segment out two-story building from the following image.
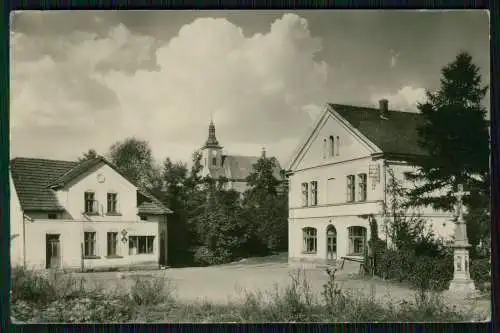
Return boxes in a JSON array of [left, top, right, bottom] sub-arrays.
[[286, 99, 455, 267], [9, 156, 172, 271]]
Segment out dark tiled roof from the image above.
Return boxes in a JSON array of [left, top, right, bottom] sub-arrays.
[[10, 157, 172, 215], [329, 104, 428, 157], [137, 201, 170, 215], [10, 158, 77, 211], [209, 155, 282, 181]]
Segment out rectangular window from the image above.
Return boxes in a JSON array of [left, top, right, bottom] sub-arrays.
[[84, 232, 96, 257], [301, 182, 309, 206], [358, 173, 367, 202], [303, 228, 317, 253], [140, 215, 148, 221], [48, 213, 57, 219], [84, 192, 96, 214], [310, 181, 318, 206], [327, 178, 335, 204], [107, 232, 118, 256], [107, 193, 118, 214], [129, 236, 155, 255], [346, 175, 355, 202]]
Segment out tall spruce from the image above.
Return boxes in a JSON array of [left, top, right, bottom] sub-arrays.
[[406, 51, 490, 247]]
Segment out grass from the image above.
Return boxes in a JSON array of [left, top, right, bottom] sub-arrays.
[[10, 266, 487, 323]]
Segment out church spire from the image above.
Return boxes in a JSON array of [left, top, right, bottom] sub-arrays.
[[203, 117, 222, 149]]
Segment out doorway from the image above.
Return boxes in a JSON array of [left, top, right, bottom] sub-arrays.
[[46, 234, 61, 269], [326, 225, 337, 261]]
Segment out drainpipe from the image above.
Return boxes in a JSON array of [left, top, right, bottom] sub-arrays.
[[382, 160, 388, 242]]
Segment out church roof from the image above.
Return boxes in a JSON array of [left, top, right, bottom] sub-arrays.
[[330, 103, 429, 157], [209, 155, 282, 181], [10, 157, 172, 215]]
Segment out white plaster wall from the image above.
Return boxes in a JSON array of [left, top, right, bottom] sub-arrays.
[[24, 220, 159, 270], [60, 163, 139, 221], [10, 172, 24, 267], [294, 112, 374, 171], [289, 157, 384, 208], [288, 215, 371, 261]]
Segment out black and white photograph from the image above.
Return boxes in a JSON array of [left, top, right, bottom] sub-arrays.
[[9, 10, 491, 323]]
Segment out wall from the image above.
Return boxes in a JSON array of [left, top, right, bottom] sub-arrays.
[[25, 220, 159, 270], [60, 163, 139, 222], [288, 215, 372, 263], [289, 157, 384, 209], [10, 172, 25, 267], [293, 111, 375, 171]]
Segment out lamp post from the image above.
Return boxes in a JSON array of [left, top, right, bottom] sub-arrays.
[[446, 184, 477, 297]]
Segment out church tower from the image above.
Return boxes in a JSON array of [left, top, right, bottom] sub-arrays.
[[201, 119, 223, 174]]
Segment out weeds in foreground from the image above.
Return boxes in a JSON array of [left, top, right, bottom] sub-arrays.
[[11, 267, 483, 323]]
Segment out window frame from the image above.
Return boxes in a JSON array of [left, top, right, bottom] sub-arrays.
[[128, 235, 155, 255], [107, 232, 119, 257], [107, 192, 119, 214], [301, 182, 309, 207], [347, 226, 367, 256], [83, 231, 97, 258], [302, 227, 317, 254], [346, 175, 355, 202], [310, 181, 318, 206], [357, 173, 367, 202], [84, 191, 97, 215]]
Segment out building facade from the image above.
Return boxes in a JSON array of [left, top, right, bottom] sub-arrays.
[[286, 99, 455, 267], [200, 119, 283, 193], [10, 156, 172, 271]]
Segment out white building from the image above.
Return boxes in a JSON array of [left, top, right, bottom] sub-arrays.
[[10, 156, 172, 271], [286, 99, 455, 267]]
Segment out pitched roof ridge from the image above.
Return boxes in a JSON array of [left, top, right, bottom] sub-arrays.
[[10, 156, 78, 164], [47, 156, 104, 188], [329, 102, 421, 115]]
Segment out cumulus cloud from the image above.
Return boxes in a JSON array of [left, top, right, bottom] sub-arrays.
[[11, 13, 329, 165], [370, 86, 427, 112]]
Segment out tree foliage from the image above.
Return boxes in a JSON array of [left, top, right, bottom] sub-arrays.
[[77, 149, 98, 162], [405, 51, 490, 248], [107, 137, 160, 189]]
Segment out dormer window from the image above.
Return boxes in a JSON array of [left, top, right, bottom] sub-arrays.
[[329, 136, 335, 157]]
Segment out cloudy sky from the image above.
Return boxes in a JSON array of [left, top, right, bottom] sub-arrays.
[[10, 10, 490, 166]]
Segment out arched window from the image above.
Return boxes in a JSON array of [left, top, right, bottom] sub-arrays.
[[336, 136, 340, 156], [323, 139, 327, 158], [347, 226, 367, 256], [329, 136, 335, 157], [302, 227, 317, 253], [212, 157, 217, 166]]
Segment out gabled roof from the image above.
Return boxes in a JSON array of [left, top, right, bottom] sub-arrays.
[[330, 103, 428, 158], [286, 103, 429, 171], [10, 156, 172, 215], [10, 158, 77, 211], [208, 155, 282, 181]]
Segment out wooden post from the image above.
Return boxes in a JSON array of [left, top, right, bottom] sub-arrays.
[[81, 243, 84, 272]]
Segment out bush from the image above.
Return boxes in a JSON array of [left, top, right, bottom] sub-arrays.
[[193, 246, 233, 266], [470, 258, 490, 291], [11, 267, 56, 305], [129, 276, 174, 307]]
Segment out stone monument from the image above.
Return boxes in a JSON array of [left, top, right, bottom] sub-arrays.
[[446, 184, 477, 297]]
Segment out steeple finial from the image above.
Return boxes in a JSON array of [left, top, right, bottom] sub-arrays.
[[203, 115, 221, 149]]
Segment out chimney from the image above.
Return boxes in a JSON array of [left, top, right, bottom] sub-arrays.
[[379, 99, 389, 119], [261, 147, 266, 158]]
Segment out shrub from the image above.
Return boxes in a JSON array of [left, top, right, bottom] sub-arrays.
[[193, 246, 233, 266], [129, 276, 174, 307], [470, 258, 490, 291], [11, 267, 56, 305]]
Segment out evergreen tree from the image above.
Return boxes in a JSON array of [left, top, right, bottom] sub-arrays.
[[406, 51, 490, 248]]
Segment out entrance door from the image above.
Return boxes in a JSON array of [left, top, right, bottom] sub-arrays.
[[159, 232, 166, 266], [46, 234, 61, 269], [326, 225, 337, 261]]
